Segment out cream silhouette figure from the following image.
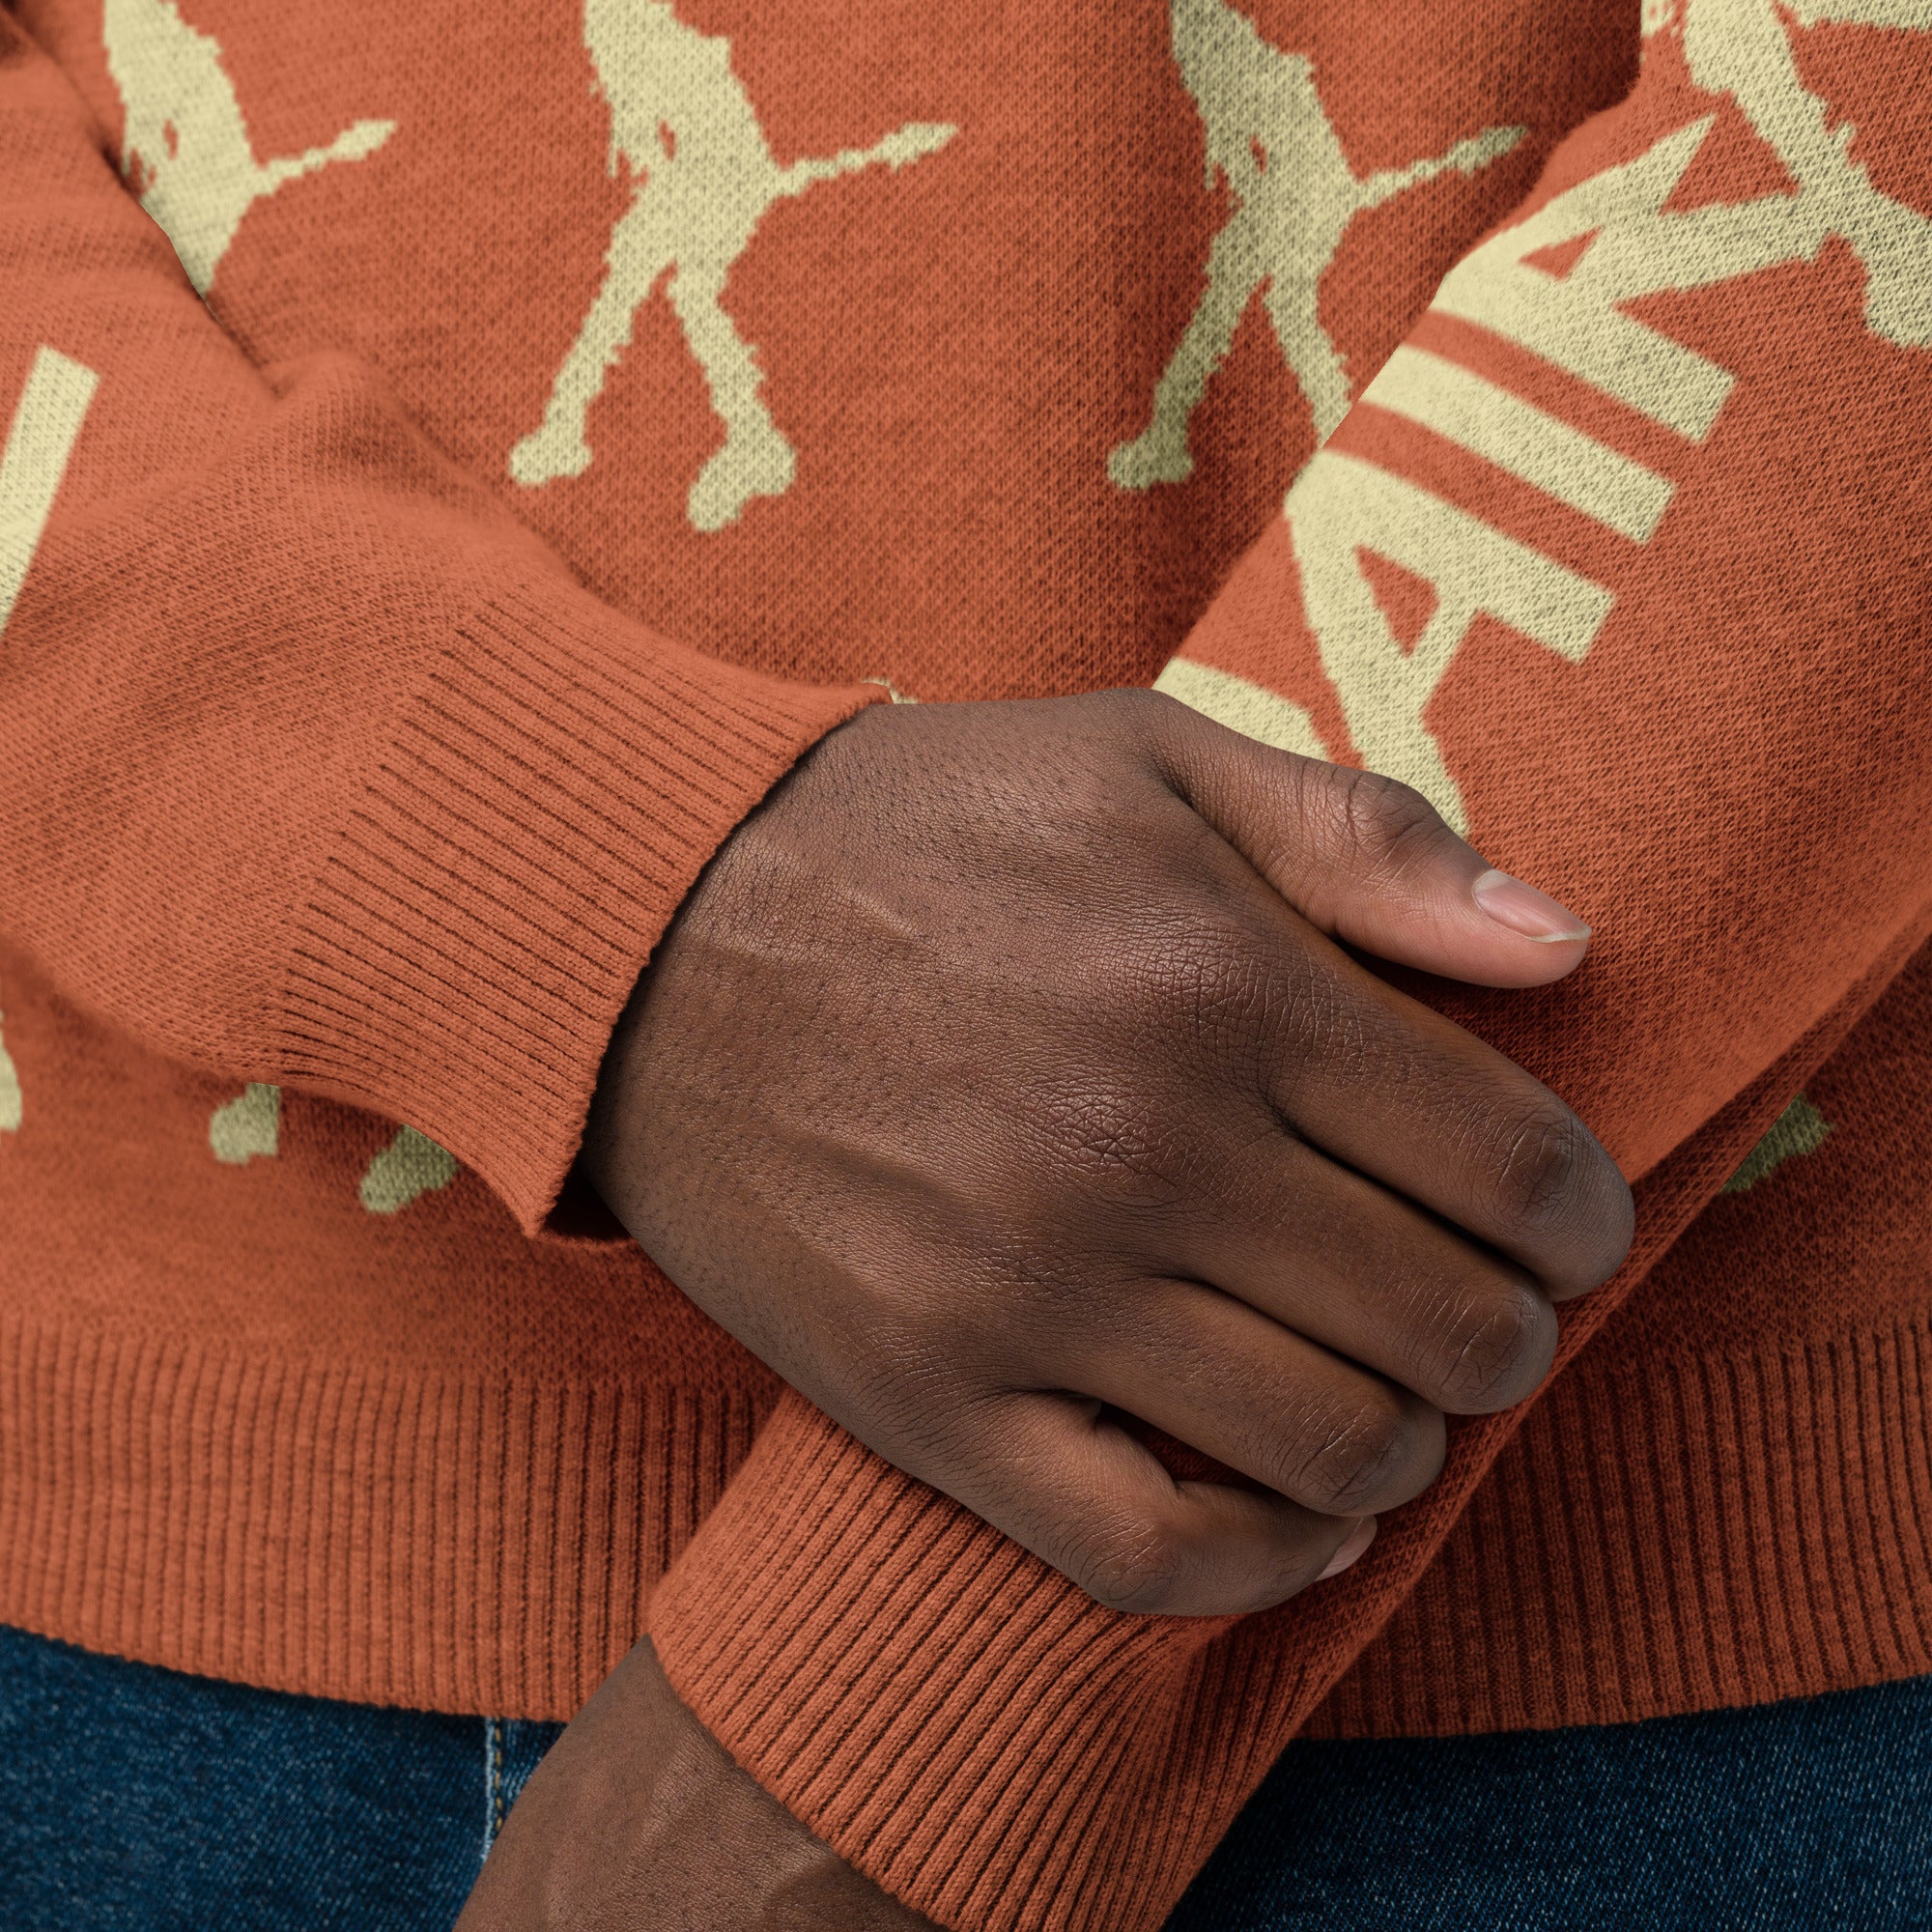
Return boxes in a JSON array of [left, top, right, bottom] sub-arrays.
[[210, 1081, 458, 1214], [104, 0, 394, 298], [0, 991, 20, 1136], [209, 1082, 281, 1164], [1110, 0, 1522, 489], [509, 0, 956, 531], [1669, 0, 1932, 349], [1434, 0, 1932, 426], [358, 1123, 460, 1214]]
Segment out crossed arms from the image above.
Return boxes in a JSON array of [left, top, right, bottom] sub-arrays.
[[3, 5, 1932, 1929]]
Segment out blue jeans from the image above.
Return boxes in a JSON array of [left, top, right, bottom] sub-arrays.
[[2, 1622, 1929, 1929], [0, 1625, 561, 1928]]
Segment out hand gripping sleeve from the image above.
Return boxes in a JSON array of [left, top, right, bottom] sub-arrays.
[[648, 15, 1932, 1928]]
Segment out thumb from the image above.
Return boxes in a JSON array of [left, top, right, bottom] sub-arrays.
[[1153, 703, 1592, 990]]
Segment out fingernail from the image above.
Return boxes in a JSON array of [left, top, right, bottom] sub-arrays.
[[1317, 1516, 1377, 1581], [1471, 869, 1591, 944]]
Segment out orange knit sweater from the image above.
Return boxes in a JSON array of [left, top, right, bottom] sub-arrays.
[[3, 3, 1930, 1928]]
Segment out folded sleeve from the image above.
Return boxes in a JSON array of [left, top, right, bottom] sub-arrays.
[[647, 14, 1932, 1928], [0, 17, 881, 1233]]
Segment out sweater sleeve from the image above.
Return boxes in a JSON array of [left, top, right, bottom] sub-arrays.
[[0, 20, 880, 1232], [646, 14, 1932, 1930]]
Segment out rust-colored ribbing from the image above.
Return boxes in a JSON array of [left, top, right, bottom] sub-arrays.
[[1304, 1314, 1932, 1740], [658, 1399, 1530, 1932], [0, 1305, 759, 1719], [273, 582, 882, 1236], [646, 1394, 1228, 1932]]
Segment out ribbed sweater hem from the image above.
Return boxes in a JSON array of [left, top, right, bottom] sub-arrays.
[[3, 1302, 1928, 1918], [0, 1305, 765, 1719], [1303, 1308, 1932, 1739]]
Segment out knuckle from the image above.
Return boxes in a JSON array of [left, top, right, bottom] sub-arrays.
[[1480, 1101, 1636, 1294], [1123, 907, 1277, 1065], [1071, 1520, 1188, 1616], [1559, 1153, 1637, 1293], [1590, 1171, 1638, 1286], [1093, 683, 1183, 748], [1490, 1104, 1593, 1238], [1430, 1282, 1555, 1411], [844, 1328, 984, 1448], [1322, 766, 1450, 880], [1284, 1391, 1423, 1515]]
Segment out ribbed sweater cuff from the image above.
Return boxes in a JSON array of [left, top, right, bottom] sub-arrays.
[[269, 580, 882, 1234], [647, 1394, 1224, 1932]]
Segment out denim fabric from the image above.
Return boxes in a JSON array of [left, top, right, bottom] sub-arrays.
[[1166, 1678, 1932, 1931], [0, 1624, 561, 1929], [2, 1619, 1929, 1930]]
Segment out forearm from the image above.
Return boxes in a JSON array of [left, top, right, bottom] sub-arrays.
[[0, 16, 878, 1229]]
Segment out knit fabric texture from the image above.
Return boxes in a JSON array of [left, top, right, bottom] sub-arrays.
[[2, 3, 1931, 1929]]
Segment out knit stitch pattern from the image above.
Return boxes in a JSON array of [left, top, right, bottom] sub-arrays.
[[3, 3, 1930, 1928]]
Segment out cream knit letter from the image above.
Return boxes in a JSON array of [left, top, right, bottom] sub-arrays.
[[1287, 452, 1613, 831], [0, 988, 20, 1136], [0, 347, 97, 640], [0, 347, 99, 1132]]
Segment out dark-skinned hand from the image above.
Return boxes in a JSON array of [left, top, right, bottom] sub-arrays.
[[582, 690, 1634, 1618], [482, 690, 1636, 1931]]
